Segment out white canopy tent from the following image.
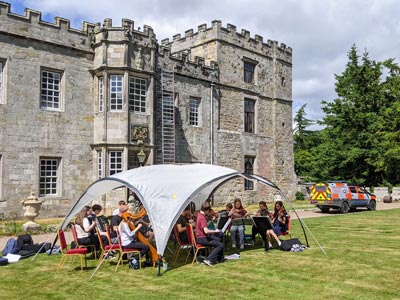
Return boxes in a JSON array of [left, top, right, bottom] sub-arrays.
[[59, 163, 322, 257]]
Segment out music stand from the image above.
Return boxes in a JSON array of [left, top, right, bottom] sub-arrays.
[[216, 215, 230, 230], [251, 216, 273, 232]]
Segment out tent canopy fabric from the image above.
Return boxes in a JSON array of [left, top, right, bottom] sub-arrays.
[[60, 164, 279, 256]]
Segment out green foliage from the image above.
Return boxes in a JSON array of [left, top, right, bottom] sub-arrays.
[[1, 209, 400, 299], [0, 219, 60, 237], [293, 103, 315, 151], [294, 45, 400, 186], [295, 191, 305, 200]]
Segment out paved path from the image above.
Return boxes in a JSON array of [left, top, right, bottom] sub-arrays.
[[1, 201, 399, 251]]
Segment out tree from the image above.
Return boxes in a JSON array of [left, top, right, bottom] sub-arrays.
[[317, 45, 400, 186], [293, 104, 314, 151]]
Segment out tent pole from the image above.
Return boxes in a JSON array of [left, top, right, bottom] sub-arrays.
[[157, 255, 162, 276], [279, 190, 326, 255]]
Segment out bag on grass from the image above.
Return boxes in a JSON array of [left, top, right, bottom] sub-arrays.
[[0, 257, 8, 266], [2, 238, 18, 256], [16, 234, 33, 252], [280, 238, 303, 251]]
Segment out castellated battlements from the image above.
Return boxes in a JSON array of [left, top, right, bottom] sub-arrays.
[[0, 2, 155, 53], [158, 46, 218, 82], [163, 20, 292, 64]]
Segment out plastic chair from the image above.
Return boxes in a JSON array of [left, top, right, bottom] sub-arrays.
[[115, 229, 142, 271], [70, 223, 97, 259], [172, 225, 191, 262], [57, 228, 88, 272], [186, 224, 207, 264]]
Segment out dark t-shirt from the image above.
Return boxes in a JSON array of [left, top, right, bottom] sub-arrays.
[[110, 215, 122, 239], [176, 214, 189, 242]]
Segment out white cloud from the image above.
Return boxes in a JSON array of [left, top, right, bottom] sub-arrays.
[[7, 0, 400, 127]]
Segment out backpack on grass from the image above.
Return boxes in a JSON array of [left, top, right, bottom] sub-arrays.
[[16, 234, 34, 252], [280, 238, 304, 251], [2, 238, 18, 256]]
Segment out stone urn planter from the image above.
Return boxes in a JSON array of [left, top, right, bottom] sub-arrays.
[[21, 192, 42, 231]]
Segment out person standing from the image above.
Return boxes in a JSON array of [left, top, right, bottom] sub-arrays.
[[195, 201, 224, 266]]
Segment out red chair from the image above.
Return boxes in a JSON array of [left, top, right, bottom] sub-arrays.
[[186, 224, 207, 264], [172, 225, 191, 262], [57, 228, 89, 271], [95, 227, 121, 266], [70, 223, 97, 259]]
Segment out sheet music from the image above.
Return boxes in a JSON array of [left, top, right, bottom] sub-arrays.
[[220, 218, 232, 233]]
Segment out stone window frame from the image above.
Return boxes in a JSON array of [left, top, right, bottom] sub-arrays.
[[128, 76, 147, 113], [243, 58, 258, 84], [244, 97, 256, 133], [39, 157, 61, 197], [0, 60, 4, 104], [97, 150, 103, 179], [109, 75, 124, 111], [244, 155, 255, 191], [189, 97, 201, 126], [108, 150, 123, 175], [98, 76, 104, 112], [40, 68, 63, 111]]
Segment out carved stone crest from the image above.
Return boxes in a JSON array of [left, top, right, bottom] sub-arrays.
[[131, 126, 148, 143]]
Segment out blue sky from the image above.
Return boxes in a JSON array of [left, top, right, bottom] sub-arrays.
[[5, 0, 400, 129]]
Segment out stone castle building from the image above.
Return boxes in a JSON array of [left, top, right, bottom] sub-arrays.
[[0, 2, 296, 218]]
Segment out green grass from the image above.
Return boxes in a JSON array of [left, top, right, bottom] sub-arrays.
[[1, 209, 400, 300], [0, 218, 62, 236]]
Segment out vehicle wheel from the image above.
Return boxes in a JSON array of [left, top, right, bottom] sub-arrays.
[[340, 202, 349, 213], [368, 200, 376, 211], [320, 207, 330, 213]]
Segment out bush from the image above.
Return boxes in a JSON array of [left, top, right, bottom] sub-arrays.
[[295, 191, 305, 201]]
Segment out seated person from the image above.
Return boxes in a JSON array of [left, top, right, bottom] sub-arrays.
[[175, 205, 191, 243], [92, 204, 109, 234], [109, 204, 128, 244], [265, 200, 288, 251], [119, 218, 151, 266], [74, 206, 108, 252], [112, 200, 127, 216], [136, 214, 155, 243], [218, 203, 233, 217], [195, 201, 224, 266], [251, 200, 270, 244], [228, 198, 248, 249]]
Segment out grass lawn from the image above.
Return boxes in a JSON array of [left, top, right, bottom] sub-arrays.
[[1, 209, 399, 300]]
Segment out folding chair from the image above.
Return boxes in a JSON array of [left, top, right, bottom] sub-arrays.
[[186, 224, 207, 265], [95, 227, 120, 266], [70, 223, 97, 259], [57, 228, 88, 272], [172, 225, 191, 262], [115, 230, 142, 271]]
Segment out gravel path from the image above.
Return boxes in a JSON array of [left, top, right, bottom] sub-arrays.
[[1, 201, 399, 251]]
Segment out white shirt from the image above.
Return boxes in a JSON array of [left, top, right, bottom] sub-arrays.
[[75, 217, 91, 239], [119, 221, 137, 246]]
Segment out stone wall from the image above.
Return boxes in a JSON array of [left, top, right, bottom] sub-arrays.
[[0, 2, 97, 218], [0, 2, 296, 218]]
